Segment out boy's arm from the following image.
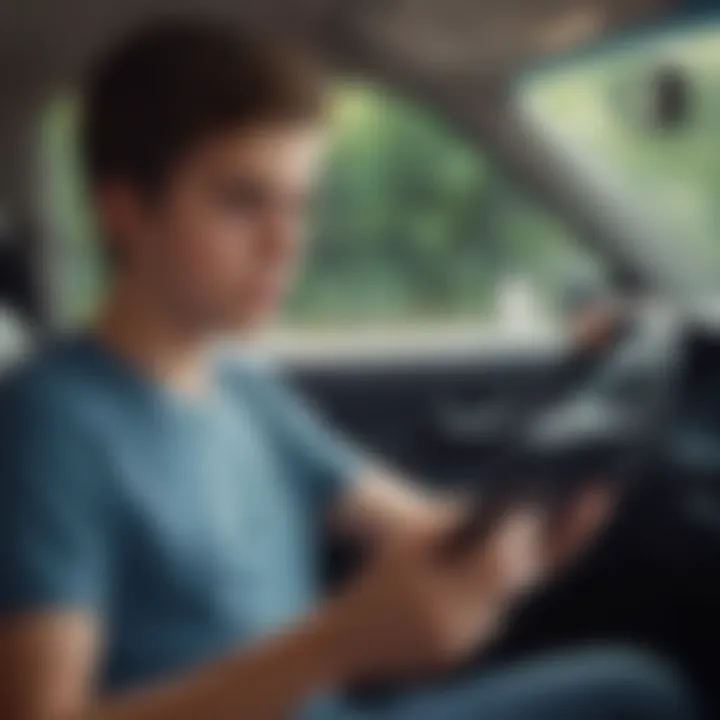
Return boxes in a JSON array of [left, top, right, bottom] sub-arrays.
[[243, 369, 462, 544], [330, 466, 464, 546], [0, 605, 354, 720]]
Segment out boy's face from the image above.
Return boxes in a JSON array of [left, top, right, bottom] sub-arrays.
[[104, 124, 324, 333]]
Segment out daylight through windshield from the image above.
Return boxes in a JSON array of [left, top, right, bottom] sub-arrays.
[[519, 20, 720, 287]]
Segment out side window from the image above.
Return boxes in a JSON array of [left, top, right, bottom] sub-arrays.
[[42, 84, 601, 340], [41, 96, 105, 327]]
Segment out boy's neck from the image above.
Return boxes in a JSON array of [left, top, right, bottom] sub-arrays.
[[94, 280, 215, 399]]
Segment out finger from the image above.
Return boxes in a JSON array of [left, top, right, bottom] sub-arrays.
[[426, 496, 473, 541], [458, 507, 543, 594], [545, 484, 615, 570], [496, 508, 545, 593]]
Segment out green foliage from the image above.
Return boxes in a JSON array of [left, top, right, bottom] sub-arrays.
[[287, 83, 590, 327]]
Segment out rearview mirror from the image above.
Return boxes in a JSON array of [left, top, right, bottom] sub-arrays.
[[646, 63, 694, 130], [611, 59, 695, 133]]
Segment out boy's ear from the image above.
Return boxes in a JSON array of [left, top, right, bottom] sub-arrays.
[[95, 179, 150, 260]]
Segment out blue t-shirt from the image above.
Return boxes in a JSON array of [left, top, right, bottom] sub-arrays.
[[0, 336, 359, 696]]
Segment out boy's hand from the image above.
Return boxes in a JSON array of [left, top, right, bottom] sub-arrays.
[[326, 487, 613, 682], [543, 483, 614, 571], [326, 508, 542, 681]]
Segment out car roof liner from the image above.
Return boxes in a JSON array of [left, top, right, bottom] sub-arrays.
[[0, 0, 674, 140]]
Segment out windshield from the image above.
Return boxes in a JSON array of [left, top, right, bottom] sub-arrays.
[[518, 20, 720, 289]]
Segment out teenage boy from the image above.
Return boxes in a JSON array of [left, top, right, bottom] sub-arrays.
[[0, 20, 700, 720]]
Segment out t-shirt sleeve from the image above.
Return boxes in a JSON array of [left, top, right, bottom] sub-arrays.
[[0, 373, 111, 614], [238, 366, 365, 511]]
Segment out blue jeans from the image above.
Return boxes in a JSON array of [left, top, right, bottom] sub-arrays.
[[338, 649, 703, 720]]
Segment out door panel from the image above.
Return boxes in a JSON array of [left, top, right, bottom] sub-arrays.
[[288, 342, 566, 489]]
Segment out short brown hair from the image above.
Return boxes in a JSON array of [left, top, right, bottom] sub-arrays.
[[81, 18, 324, 194]]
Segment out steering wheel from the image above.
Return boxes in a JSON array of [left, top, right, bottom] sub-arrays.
[[488, 301, 685, 507]]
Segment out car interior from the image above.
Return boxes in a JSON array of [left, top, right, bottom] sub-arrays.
[[4, 0, 720, 712]]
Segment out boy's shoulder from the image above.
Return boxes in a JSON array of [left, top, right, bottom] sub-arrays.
[[0, 336, 108, 427]]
